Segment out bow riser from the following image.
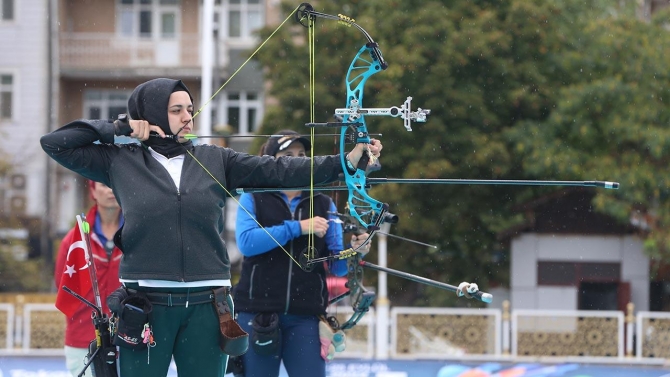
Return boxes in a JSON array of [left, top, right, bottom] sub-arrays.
[[341, 44, 387, 232]]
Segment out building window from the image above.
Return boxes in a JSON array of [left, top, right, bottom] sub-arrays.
[[83, 90, 130, 120], [0, 74, 13, 120], [218, 0, 264, 39], [1, 0, 13, 21], [214, 91, 262, 134], [537, 261, 620, 286], [118, 0, 179, 39]]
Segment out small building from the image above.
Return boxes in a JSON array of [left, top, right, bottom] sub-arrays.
[[501, 189, 649, 312]]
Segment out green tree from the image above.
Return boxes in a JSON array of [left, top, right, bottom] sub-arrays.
[[506, 6, 670, 266], [0, 251, 46, 291], [250, 0, 668, 306], [0, 155, 51, 292]]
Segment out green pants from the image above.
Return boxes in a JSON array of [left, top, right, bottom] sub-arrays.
[[118, 290, 232, 377]]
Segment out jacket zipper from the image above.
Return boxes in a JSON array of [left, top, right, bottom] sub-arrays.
[[249, 264, 257, 300], [177, 190, 185, 281], [284, 203, 297, 314], [319, 273, 325, 307]]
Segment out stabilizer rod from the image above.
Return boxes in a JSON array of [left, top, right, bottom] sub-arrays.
[[359, 260, 492, 304]]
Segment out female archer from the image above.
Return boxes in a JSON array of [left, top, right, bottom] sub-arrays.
[[40, 78, 381, 377]]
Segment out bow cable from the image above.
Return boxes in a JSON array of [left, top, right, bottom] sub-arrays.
[[308, 9, 316, 268], [193, 4, 302, 119], [184, 5, 307, 268]]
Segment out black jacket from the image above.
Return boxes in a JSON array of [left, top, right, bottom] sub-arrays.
[[40, 120, 344, 282], [233, 192, 332, 315]]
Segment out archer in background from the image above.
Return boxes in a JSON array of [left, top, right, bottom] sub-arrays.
[[233, 130, 377, 377], [54, 180, 123, 377]]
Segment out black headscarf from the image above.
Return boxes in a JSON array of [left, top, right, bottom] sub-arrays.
[[127, 78, 194, 158]]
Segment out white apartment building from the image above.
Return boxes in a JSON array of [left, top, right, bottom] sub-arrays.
[[0, 0, 277, 264]]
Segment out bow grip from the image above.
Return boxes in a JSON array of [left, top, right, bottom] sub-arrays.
[[353, 147, 381, 174], [355, 149, 369, 171]]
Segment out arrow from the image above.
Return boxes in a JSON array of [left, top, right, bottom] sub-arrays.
[[236, 179, 620, 194]]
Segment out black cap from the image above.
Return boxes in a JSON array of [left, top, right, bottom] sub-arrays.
[[264, 130, 312, 157]]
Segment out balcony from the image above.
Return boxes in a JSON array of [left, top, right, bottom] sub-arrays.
[[59, 33, 202, 79]]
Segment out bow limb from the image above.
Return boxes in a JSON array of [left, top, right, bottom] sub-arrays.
[[341, 253, 376, 330], [326, 252, 375, 331]]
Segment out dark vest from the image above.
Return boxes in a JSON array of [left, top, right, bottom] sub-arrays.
[[233, 192, 334, 315]]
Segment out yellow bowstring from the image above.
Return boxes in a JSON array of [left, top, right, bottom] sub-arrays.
[[193, 4, 302, 119], [185, 149, 301, 266], [308, 11, 316, 263]]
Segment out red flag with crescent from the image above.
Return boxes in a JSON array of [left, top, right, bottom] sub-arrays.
[[55, 218, 92, 317]]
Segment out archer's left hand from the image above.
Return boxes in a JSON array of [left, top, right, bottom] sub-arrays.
[[347, 139, 382, 168], [351, 232, 371, 256]]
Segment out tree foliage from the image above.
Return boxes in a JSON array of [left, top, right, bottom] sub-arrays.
[[506, 3, 670, 266], [250, 0, 670, 305], [0, 251, 47, 292], [0, 148, 51, 292]]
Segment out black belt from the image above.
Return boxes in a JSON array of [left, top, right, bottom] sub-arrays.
[[127, 287, 228, 307]]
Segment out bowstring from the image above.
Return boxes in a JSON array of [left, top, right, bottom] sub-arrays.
[[193, 4, 302, 119], [308, 9, 316, 264], [185, 150, 302, 267]]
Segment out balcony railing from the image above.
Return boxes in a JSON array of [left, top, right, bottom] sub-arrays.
[[59, 33, 201, 71]]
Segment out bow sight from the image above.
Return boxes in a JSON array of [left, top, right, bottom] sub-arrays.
[[335, 97, 431, 132]]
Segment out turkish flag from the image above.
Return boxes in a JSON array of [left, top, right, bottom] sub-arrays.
[[55, 217, 93, 317]]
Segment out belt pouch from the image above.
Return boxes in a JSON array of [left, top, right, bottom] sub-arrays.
[[251, 312, 280, 356], [212, 287, 249, 356], [113, 294, 152, 350]]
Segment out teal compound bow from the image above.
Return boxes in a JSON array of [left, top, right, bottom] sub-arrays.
[[238, 3, 481, 330], [235, 3, 619, 330], [296, 3, 430, 256]]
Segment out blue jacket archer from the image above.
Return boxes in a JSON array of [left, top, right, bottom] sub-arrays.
[[234, 191, 347, 314]]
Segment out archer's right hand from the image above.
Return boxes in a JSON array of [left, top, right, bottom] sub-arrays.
[[129, 120, 165, 141], [300, 216, 329, 238]]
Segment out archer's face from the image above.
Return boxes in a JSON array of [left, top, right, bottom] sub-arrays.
[[167, 91, 194, 140], [275, 143, 307, 158]]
